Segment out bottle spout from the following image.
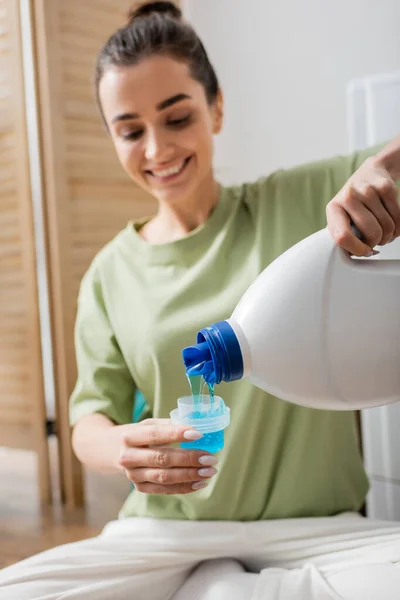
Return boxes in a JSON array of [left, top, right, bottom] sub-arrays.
[[182, 321, 244, 385], [182, 341, 215, 382]]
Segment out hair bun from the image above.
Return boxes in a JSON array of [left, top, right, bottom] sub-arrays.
[[127, 1, 182, 25]]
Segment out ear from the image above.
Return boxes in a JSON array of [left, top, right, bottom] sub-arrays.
[[212, 88, 224, 134]]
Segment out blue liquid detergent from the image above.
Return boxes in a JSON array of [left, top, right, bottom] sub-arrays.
[[208, 381, 215, 406], [187, 373, 215, 406], [181, 428, 224, 453], [186, 373, 202, 406], [181, 375, 223, 453]]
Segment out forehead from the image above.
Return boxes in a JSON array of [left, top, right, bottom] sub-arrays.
[[99, 55, 205, 122]]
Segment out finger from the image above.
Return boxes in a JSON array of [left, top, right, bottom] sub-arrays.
[[129, 466, 217, 485], [122, 422, 202, 448], [119, 446, 217, 470], [139, 418, 170, 426], [326, 202, 372, 256], [330, 183, 385, 248], [372, 176, 400, 239], [134, 481, 209, 495], [356, 180, 396, 244], [346, 200, 385, 249]]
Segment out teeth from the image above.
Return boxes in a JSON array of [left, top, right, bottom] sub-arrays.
[[152, 160, 185, 178]]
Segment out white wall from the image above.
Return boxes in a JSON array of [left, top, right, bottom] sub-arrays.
[[183, 0, 400, 184]]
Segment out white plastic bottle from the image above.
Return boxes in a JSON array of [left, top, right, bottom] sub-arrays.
[[182, 228, 400, 410]]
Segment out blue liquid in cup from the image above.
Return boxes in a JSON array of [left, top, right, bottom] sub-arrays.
[[180, 429, 224, 453], [179, 407, 224, 453]]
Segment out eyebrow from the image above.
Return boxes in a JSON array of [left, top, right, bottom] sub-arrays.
[[111, 93, 191, 124]]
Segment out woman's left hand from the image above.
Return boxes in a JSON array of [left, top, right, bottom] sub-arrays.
[[326, 154, 400, 257]]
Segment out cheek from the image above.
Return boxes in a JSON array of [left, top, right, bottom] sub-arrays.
[[115, 141, 141, 174], [187, 122, 214, 161], [196, 132, 214, 168]]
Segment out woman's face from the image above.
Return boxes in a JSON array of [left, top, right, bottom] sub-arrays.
[[99, 55, 223, 204]]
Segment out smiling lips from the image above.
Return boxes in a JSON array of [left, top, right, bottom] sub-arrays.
[[147, 156, 192, 181]]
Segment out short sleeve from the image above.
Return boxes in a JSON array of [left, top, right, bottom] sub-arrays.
[[69, 264, 136, 427], [266, 143, 386, 231]]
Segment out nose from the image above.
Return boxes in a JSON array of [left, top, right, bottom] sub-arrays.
[[144, 129, 171, 163]]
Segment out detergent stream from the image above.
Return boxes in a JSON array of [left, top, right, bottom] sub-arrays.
[[186, 373, 214, 407]]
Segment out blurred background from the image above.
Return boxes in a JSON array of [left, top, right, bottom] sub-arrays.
[[1, 0, 400, 567]]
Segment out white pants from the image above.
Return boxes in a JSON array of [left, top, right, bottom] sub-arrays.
[[1, 512, 400, 600]]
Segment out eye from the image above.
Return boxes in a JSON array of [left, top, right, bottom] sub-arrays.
[[121, 129, 143, 141], [168, 115, 191, 128]]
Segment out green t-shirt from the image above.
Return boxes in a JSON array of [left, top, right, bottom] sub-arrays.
[[70, 147, 378, 521]]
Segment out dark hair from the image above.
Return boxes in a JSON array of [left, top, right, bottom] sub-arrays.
[[95, 1, 220, 124]]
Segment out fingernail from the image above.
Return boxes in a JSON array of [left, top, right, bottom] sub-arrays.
[[192, 481, 208, 490], [365, 250, 374, 257], [372, 250, 380, 255], [198, 467, 217, 478], [198, 455, 218, 466], [183, 430, 202, 440]]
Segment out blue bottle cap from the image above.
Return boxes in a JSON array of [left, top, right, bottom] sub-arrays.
[[182, 321, 244, 384]]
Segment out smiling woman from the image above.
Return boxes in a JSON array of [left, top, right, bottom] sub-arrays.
[[99, 57, 220, 207], [94, 3, 223, 242]]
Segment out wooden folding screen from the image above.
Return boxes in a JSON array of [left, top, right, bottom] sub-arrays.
[[33, 0, 160, 506], [1, 0, 179, 507], [0, 0, 50, 502]]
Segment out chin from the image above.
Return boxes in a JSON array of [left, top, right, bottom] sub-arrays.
[[152, 182, 197, 205]]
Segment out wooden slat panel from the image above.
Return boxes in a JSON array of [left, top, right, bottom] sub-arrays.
[[35, 0, 166, 507], [0, 402, 32, 416], [0, 0, 50, 502], [0, 423, 35, 450]]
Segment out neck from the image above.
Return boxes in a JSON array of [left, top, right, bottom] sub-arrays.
[[141, 174, 220, 244]]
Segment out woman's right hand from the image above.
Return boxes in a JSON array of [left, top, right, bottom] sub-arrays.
[[118, 418, 218, 495]]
